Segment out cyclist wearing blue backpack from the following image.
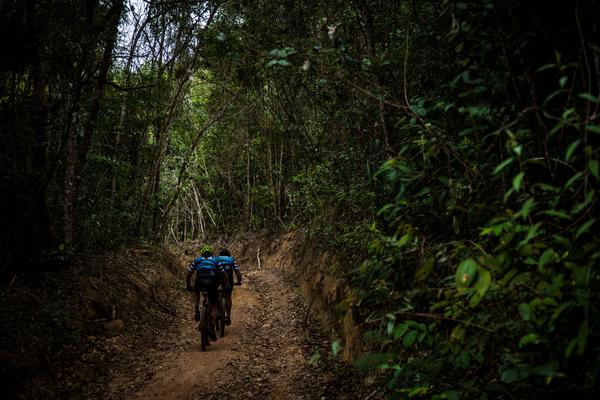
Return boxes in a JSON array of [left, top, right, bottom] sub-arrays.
[[186, 245, 228, 340], [215, 248, 242, 326]]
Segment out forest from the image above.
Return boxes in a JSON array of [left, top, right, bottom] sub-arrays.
[[1, 0, 599, 398]]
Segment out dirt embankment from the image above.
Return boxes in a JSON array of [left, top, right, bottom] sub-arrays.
[[0, 247, 182, 399], [232, 232, 365, 362]]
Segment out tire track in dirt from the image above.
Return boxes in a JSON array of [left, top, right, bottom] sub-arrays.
[[109, 265, 331, 400]]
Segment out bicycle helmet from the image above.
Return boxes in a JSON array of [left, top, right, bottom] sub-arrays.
[[200, 245, 214, 257]]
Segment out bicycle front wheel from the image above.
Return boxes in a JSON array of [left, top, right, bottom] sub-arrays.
[[218, 295, 226, 337]]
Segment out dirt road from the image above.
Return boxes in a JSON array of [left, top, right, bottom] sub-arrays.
[[109, 267, 333, 400]]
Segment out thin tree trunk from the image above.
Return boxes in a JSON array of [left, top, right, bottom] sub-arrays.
[[112, 11, 151, 205], [245, 135, 251, 225]]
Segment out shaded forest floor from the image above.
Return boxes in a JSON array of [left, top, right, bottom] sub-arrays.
[[1, 241, 364, 399]]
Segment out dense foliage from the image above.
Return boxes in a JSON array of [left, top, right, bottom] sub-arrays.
[[1, 0, 599, 398]]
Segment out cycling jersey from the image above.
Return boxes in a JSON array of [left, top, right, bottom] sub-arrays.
[[189, 256, 223, 302], [215, 255, 240, 294], [214, 256, 240, 272], [188, 256, 222, 275]]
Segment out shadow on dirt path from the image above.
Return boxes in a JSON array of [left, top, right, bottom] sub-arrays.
[[109, 266, 333, 400]]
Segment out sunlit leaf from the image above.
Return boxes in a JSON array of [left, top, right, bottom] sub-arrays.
[[512, 172, 524, 192], [578, 93, 599, 103], [331, 340, 342, 356], [455, 259, 478, 288], [494, 157, 514, 174], [518, 333, 541, 348]]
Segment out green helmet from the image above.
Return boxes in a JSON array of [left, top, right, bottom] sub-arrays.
[[200, 245, 213, 256]]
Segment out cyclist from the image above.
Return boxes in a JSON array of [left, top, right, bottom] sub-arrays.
[[215, 248, 242, 325], [186, 245, 229, 341]]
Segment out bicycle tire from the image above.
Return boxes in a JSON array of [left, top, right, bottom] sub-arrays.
[[200, 306, 209, 351], [218, 295, 226, 337]]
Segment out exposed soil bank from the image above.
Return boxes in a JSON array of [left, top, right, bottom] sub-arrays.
[[230, 231, 364, 362], [0, 247, 182, 399]]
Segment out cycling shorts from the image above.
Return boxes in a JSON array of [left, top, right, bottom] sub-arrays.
[[194, 275, 219, 304]]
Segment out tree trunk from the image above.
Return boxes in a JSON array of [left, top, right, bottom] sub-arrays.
[[64, 0, 124, 248]]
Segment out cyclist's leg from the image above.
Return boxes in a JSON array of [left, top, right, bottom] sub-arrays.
[[225, 271, 234, 322], [193, 284, 201, 320], [225, 292, 232, 321]]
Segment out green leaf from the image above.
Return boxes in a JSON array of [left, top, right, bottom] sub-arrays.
[[536, 183, 561, 192], [518, 333, 542, 348], [377, 203, 395, 216], [517, 198, 535, 218], [393, 323, 410, 340], [550, 302, 572, 325], [559, 76, 568, 88], [519, 303, 531, 321], [462, 70, 471, 83], [494, 157, 514, 174], [416, 258, 435, 282], [512, 172, 524, 192], [565, 337, 578, 358], [576, 218, 596, 238], [512, 145, 523, 156], [537, 63, 556, 72], [544, 209, 571, 220], [530, 360, 559, 377], [473, 268, 491, 298], [331, 340, 342, 356], [519, 223, 542, 246], [543, 89, 564, 107], [539, 249, 557, 268], [396, 233, 410, 247], [589, 159, 599, 178], [308, 351, 321, 365], [586, 124, 600, 134], [578, 93, 599, 103], [403, 330, 418, 347], [455, 259, 479, 288], [565, 139, 581, 162], [565, 171, 583, 188], [550, 121, 564, 135], [577, 321, 589, 356], [501, 368, 519, 383]]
